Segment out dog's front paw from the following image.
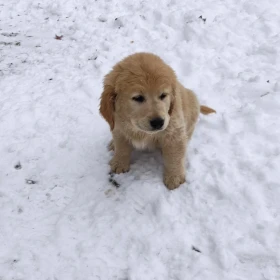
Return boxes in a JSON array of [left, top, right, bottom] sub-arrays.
[[110, 157, 130, 174], [164, 173, 186, 190]]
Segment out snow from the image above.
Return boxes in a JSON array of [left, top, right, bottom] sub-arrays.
[[0, 0, 280, 279]]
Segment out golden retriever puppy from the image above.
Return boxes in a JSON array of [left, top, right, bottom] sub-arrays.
[[99, 52, 215, 190]]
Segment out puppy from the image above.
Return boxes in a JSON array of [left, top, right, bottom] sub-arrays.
[[99, 52, 215, 190]]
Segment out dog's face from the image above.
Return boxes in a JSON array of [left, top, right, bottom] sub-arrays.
[[115, 85, 173, 134], [100, 53, 177, 134]]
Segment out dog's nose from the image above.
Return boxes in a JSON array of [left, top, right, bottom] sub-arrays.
[[150, 118, 164, 130]]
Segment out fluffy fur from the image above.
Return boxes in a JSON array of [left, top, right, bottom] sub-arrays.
[[100, 52, 215, 190]]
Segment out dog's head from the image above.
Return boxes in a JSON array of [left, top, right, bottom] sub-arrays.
[[99, 53, 177, 134]]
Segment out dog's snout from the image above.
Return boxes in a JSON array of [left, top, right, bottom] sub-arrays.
[[150, 118, 164, 130]]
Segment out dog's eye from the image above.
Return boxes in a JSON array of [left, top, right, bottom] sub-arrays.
[[132, 95, 145, 103], [160, 93, 167, 100]]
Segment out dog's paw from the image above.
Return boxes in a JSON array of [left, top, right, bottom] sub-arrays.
[[110, 158, 130, 174], [164, 173, 186, 190]]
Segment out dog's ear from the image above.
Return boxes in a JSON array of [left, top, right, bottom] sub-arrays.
[[99, 85, 116, 130]]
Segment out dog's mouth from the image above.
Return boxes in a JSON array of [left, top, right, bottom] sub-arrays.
[[137, 126, 165, 134]]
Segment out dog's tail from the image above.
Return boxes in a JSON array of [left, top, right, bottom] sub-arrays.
[[200, 105, 216, 115]]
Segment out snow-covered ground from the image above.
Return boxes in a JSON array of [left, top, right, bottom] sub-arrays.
[[1, 0, 280, 279]]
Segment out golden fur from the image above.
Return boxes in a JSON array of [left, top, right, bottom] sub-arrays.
[[100, 52, 215, 190]]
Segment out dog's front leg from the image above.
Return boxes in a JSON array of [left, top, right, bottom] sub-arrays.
[[110, 133, 132, 174], [162, 141, 186, 190]]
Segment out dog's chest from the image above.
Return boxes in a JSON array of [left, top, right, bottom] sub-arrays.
[[131, 138, 156, 150]]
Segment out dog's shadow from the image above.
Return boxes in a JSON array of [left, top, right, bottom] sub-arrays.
[[131, 149, 163, 166], [115, 149, 164, 183]]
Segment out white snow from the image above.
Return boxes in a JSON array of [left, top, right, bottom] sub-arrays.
[[1, 0, 280, 279]]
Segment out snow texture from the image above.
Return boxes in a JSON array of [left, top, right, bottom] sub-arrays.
[[0, 0, 280, 279]]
